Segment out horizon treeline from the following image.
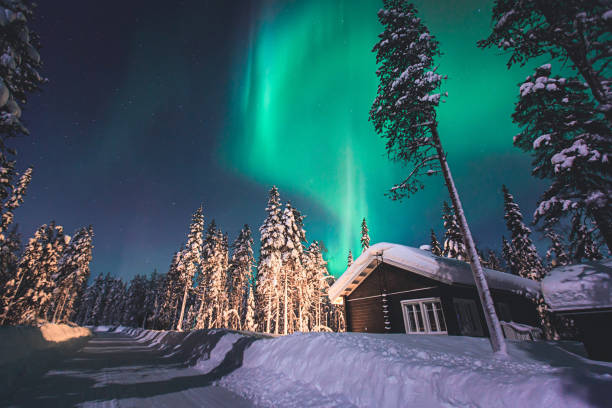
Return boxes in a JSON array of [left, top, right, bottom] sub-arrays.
[[75, 186, 345, 334]]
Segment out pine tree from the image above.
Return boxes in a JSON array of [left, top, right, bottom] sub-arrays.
[[480, 3, 611, 250], [176, 206, 204, 331], [486, 250, 503, 272], [370, 1, 506, 353], [569, 212, 603, 263], [158, 248, 183, 329], [360, 218, 370, 253], [347, 249, 353, 267], [227, 225, 254, 330], [430, 229, 443, 256], [545, 229, 571, 267], [243, 282, 257, 332], [0, 0, 46, 153], [441, 202, 467, 261], [502, 186, 546, 280], [257, 186, 283, 334]]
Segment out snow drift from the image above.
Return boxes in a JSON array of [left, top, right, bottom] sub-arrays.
[[0, 322, 91, 397], [120, 327, 612, 408]]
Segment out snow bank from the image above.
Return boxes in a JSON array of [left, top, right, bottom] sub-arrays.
[[220, 332, 612, 408], [0, 323, 91, 398], [542, 258, 612, 311]]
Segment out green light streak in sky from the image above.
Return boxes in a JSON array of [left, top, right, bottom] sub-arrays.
[[223, 0, 541, 276]]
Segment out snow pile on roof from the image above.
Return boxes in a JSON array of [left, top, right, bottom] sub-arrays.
[[219, 331, 612, 408], [329, 243, 541, 302], [542, 258, 612, 311]]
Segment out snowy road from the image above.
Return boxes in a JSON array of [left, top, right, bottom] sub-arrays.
[[6, 332, 254, 408]]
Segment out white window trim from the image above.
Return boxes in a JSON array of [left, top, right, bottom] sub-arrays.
[[400, 297, 447, 335]]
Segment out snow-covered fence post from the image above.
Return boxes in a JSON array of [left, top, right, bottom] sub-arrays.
[[370, 0, 507, 354]]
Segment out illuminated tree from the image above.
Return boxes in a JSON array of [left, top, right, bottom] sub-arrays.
[[370, 0, 506, 353]]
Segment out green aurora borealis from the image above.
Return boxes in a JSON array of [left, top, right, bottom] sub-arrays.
[[222, 0, 545, 276]]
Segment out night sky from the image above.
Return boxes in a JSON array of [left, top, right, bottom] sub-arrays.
[[14, 0, 547, 280]]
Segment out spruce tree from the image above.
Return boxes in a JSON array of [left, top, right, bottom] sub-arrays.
[[227, 225, 254, 330], [569, 212, 603, 262], [360, 218, 370, 253], [486, 250, 503, 272], [347, 249, 353, 267], [545, 229, 571, 267], [502, 186, 545, 280], [176, 207, 204, 331], [430, 229, 443, 256], [480, 3, 611, 250], [441, 202, 466, 261], [280, 202, 304, 334], [370, 1, 506, 353], [244, 282, 257, 332], [158, 248, 183, 329], [257, 186, 283, 334]]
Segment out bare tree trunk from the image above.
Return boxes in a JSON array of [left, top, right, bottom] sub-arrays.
[[266, 291, 271, 334], [283, 269, 288, 335], [176, 283, 189, 331], [431, 125, 507, 355]]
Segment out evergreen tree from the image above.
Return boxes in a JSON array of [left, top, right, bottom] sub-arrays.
[[502, 186, 546, 280], [480, 3, 612, 250], [486, 250, 503, 272], [279, 202, 304, 334], [158, 248, 183, 329], [227, 225, 254, 330], [441, 202, 466, 261], [545, 229, 571, 267], [360, 218, 370, 252], [569, 212, 603, 262], [430, 229, 443, 256], [257, 186, 283, 334], [347, 249, 353, 267], [176, 206, 204, 331], [243, 282, 257, 332], [370, 1, 506, 353]]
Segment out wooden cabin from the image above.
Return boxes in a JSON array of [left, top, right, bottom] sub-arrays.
[[542, 259, 612, 361], [328, 243, 542, 339]]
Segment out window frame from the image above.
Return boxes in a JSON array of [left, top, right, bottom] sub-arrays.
[[400, 297, 447, 335]]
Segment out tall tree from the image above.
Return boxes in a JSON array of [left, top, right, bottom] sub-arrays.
[[441, 201, 467, 261], [257, 186, 283, 334], [480, 3, 611, 250], [545, 229, 571, 267], [569, 212, 603, 262], [502, 186, 546, 280], [370, 0, 506, 353], [429, 229, 443, 256], [227, 225, 254, 330], [176, 207, 204, 331], [360, 218, 370, 252]]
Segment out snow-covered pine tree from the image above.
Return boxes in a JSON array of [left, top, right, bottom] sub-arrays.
[[479, 0, 612, 123], [57, 226, 93, 323], [360, 218, 370, 253], [91, 273, 112, 326], [569, 212, 603, 262], [0, 0, 45, 153], [176, 206, 204, 331], [227, 224, 254, 330], [502, 185, 546, 280], [158, 248, 183, 329], [545, 229, 571, 267], [502, 186, 557, 339], [1, 222, 68, 324], [77, 273, 104, 326], [480, 2, 612, 250], [486, 250, 503, 272], [370, 0, 506, 353], [441, 202, 467, 261], [347, 249, 353, 267], [430, 229, 443, 256], [257, 186, 284, 334], [243, 281, 257, 332], [279, 202, 304, 334], [501, 236, 517, 274]]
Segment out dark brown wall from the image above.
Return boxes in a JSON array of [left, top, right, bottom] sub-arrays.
[[345, 262, 540, 337]]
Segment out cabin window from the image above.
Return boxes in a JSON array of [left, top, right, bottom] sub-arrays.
[[453, 298, 484, 336], [401, 298, 447, 334]]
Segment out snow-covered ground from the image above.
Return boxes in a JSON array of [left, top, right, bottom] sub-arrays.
[[0, 322, 91, 399], [4, 326, 612, 407]]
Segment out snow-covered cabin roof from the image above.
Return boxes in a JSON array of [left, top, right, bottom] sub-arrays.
[[541, 258, 612, 312], [328, 242, 541, 304]]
